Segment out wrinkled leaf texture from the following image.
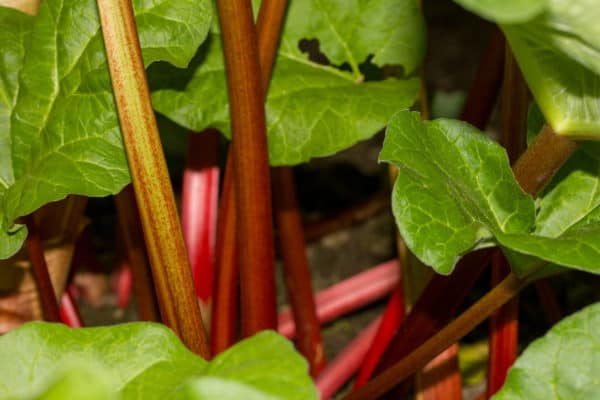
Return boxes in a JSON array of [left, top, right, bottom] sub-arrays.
[[382, 111, 600, 277], [0, 322, 317, 400], [151, 0, 425, 166], [0, 0, 211, 259], [493, 301, 600, 400]]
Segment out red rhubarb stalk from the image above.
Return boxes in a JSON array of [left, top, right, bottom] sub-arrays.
[[182, 129, 220, 329], [459, 29, 505, 130], [317, 316, 382, 400], [97, 0, 209, 355], [487, 255, 519, 396], [416, 344, 462, 400], [353, 286, 405, 388], [217, 0, 277, 335], [278, 260, 400, 338], [487, 47, 528, 397], [59, 286, 84, 327], [114, 186, 160, 322], [534, 279, 562, 325], [24, 216, 61, 322], [211, 157, 239, 356], [256, 0, 326, 374], [273, 166, 326, 375]]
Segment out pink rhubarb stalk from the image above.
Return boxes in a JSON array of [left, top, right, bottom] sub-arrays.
[[317, 316, 382, 400], [182, 129, 220, 329], [278, 260, 400, 338], [353, 286, 405, 388], [59, 286, 84, 327]]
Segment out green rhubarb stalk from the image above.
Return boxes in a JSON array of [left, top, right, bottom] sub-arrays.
[[96, 0, 209, 357]]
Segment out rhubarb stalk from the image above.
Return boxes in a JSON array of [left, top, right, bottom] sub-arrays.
[[317, 316, 383, 400], [59, 286, 83, 327], [211, 157, 239, 355], [278, 259, 400, 338], [460, 29, 505, 130], [115, 185, 160, 322], [487, 47, 528, 397], [182, 129, 220, 329], [96, 0, 208, 356], [24, 216, 61, 322]]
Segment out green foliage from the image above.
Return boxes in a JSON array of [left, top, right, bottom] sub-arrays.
[[151, 0, 424, 166], [0, 322, 317, 400], [456, 0, 600, 138], [0, 0, 212, 259], [382, 111, 600, 277], [380, 111, 535, 274], [493, 301, 600, 400], [453, 0, 546, 24]]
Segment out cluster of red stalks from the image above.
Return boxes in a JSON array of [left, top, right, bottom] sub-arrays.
[[16, 1, 577, 399]]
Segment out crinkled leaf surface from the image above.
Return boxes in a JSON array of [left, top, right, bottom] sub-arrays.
[[0, 322, 316, 400], [201, 331, 317, 400], [382, 111, 600, 277], [380, 111, 535, 274], [151, 0, 424, 166], [493, 301, 600, 400], [0, 0, 212, 259], [498, 143, 600, 276], [453, 0, 547, 24], [500, 105, 600, 279]]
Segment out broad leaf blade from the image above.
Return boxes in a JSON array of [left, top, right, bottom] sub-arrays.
[[500, 142, 600, 277], [0, 322, 207, 399], [493, 302, 600, 400], [503, 24, 600, 137], [0, 0, 211, 259], [455, 0, 600, 138], [0, 324, 316, 400], [184, 378, 279, 400], [204, 331, 317, 400], [380, 111, 535, 274], [151, 0, 424, 166]]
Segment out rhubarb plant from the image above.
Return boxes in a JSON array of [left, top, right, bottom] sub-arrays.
[[493, 301, 600, 399], [0, 0, 212, 259], [0, 322, 316, 399], [382, 0, 600, 278], [150, 0, 425, 165]]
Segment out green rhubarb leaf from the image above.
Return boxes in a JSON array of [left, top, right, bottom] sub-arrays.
[[453, 0, 547, 24], [31, 369, 115, 400], [497, 144, 600, 277], [455, 0, 600, 138], [202, 330, 316, 400], [184, 378, 280, 400], [500, 109, 600, 277], [0, 323, 316, 400], [151, 0, 424, 166], [380, 111, 535, 274], [0, 0, 211, 259], [503, 24, 600, 137], [0, 322, 207, 399], [493, 302, 600, 400]]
